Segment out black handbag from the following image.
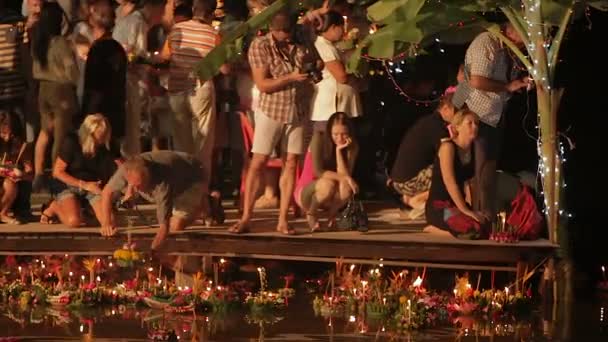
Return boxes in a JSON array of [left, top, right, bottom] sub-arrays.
[[336, 196, 369, 232]]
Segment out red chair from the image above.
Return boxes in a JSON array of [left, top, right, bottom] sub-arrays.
[[238, 112, 301, 217]]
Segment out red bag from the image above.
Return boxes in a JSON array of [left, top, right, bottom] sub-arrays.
[[506, 186, 544, 240]]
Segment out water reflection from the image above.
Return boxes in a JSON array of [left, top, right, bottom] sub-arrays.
[[0, 255, 607, 341]]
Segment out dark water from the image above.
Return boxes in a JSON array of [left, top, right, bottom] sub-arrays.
[[1, 258, 607, 341]]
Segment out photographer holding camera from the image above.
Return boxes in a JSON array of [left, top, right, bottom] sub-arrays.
[[309, 10, 361, 133]]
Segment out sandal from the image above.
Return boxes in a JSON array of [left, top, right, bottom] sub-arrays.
[[39, 202, 56, 225], [228, 221, 250, 234], [1, 215, 22, 225], [306, 212, 321, 233]]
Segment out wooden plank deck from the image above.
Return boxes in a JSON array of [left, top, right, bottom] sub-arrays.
[[0, 201, 557, 270]]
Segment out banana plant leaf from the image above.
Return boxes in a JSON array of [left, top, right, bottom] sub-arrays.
[[367, 0, 426, 24], [589, 0, 608, 10], [194, 0, 288, 82]]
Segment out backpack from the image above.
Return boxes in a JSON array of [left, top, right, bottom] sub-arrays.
[[506, 186, 544, 240]]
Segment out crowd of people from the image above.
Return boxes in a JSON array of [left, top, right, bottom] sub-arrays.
[[0, 0, 535, 248]]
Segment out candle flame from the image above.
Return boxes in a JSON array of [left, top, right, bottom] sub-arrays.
[[109, 262, 113, 267], [504, 287, 509, 294], [350, 264, 355, 271], [96, 276, 101, 282], [349, 315, 356, 322], [148, 267, 153, 272], [81, 275, 85, 280], [69, 272, 73, 277], [413, 276, 423, 287], [220, 258, 226, 264]]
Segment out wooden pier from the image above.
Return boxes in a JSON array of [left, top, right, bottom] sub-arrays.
[[0, 201, 557, 272]]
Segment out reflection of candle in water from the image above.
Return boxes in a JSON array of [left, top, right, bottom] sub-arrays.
[[407, 299, 412, 325]]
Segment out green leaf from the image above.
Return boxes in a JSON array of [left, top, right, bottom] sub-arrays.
[[588, 0, 608, 10], [541, 0, 574, 26], [391, 22, 424, 43], [194, 0, 288, 81], [367, 29, 395, 58], [367, 0, 426, 24]]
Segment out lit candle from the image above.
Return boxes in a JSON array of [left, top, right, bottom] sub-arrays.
[[350, 264, 355, 273], [412, 276, 423, 288], [407, 299, 412, 326], [80, 275, 85, 286], [602, 266, 607, 281], [382, 297, 386, 306], [96, 276, 101, 283]]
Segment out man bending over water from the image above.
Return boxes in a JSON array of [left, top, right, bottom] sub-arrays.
[[100, 151, 207, 249]]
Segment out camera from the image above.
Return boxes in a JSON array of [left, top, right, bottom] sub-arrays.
[[302, 62, 323, 84]]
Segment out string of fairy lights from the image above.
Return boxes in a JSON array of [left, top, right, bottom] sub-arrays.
[[354, 0, 578, 222]]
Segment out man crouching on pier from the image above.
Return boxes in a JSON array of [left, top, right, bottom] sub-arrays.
[[99, 151, 207, 250]]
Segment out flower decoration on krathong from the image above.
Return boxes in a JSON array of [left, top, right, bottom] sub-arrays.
[[112, 241, 142, 268]]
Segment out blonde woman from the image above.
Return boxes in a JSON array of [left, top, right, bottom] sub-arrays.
[[40, 114, 121, 227], [424, 109, 489, 239]]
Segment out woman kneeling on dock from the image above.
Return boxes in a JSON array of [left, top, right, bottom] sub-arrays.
[[424, 109, 489, 239], [295, 112, 359, 232], [40, 114, 120, 227]]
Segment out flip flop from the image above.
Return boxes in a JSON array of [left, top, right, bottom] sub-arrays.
[[306, 213, 321, 233], [277, 224, 296, 235], [228, 221, 250, 234]]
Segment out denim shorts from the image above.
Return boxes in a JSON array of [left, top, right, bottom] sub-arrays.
[[56, 186, 101, 205]]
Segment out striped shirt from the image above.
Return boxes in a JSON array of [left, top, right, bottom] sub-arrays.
[[166, 19, 219, 94], [0, 13, 26, 101]]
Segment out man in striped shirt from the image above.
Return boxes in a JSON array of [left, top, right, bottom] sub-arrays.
[[160, 0, 228, 223]]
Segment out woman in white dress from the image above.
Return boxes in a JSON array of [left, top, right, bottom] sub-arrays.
[[310, 10, 361, 133]]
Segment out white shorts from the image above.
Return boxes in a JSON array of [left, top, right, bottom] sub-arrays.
[[250, 111, 304, 156]]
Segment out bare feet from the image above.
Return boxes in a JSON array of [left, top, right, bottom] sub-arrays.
[[100, 225, 117, 237], [276, 222, 296, 235], [151, 227, 169, 250], [228, 220, 250, 234], [423, 225, 455, 238]]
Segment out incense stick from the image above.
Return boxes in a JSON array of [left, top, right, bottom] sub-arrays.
[[14, 142, 26, 165]]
